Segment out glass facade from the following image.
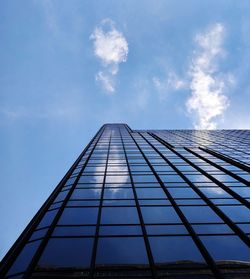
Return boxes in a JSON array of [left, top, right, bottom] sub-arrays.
[[0, 124, 249, 278]]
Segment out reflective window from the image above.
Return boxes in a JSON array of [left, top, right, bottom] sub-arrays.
[[71, 189, 102, 199], [133, 175, 158, 183], [58, 207, 98, 225], [200, 235, 250, 261], [29, 229, 48, 241], [136, 188, 166, 199], [99, 225, 142, 235], [141, 206, 181, 224], [180, 206, 222, 223], [192, 224, 233, 234], [38, 238, 94, 269], [146, 225, 188, 235], [168, 188, 199, 198], [78, 175, 104, 184], [96, 237, 149, 265], [218, 205, 250, 222], [37, 210, 58, 229], [103, 188, 134, 199], [54, 191, 69, 202], [52, 226, 96, 236], [199, 187, 231, 198], [149, 236, 205, 263], [7, 241, 41, 276], [101, 207, 140, 224]]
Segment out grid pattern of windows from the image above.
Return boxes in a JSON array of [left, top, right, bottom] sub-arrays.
[[1, 124, 249, 279]]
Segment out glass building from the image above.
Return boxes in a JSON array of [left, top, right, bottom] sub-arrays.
[[1, 124, 250, 278]]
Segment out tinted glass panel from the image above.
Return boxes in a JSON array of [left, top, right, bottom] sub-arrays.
[[38, 238, 93, 269], [103, 188, 134, 199], [7, 241, 41, 276], [141, 207, 181, 224], [180, 206, 222, 223], [96, 237, 149, 265], [149, 236, 205, 263], [101, 207, 140, 224], [136, 188, 166, 199], [58, 208, 98, 225], [52, 226, 96, 236], [200, 235, 250, 261], [99, 226, 142, 235], [71, 189, 101, 199]]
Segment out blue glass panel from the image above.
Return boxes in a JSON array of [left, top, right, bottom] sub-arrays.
[[192, 224, 233, 234], [218, 205, 250, 222], [7, 241, 41, 276], [230, 187, 250, 197], [71, 189, 102, 199], [102, 200, 135, 206], [99, 225, 142, 235], [149, 236, 205, 263], [141, 206, 181, 224], [101, 207, 139, 224], [200, 235, 250, 261], [199, 187, 231, 198], [38, 238, 93, 269], [53, 191, 69, 202], [180, 206, 222, 223], [29, 229, 48, 241], [96, 237, 149, 265], [58, 207, 98, 225], [67, 200, 100, 206], [52, 226, 96, 236], [133, 175, 158, 183], [159, 175, 185, 183], [78, 175, 104, 184], [139, 199, 171, 205], [168, 188, 199, 198], [136, 188, 166, 199], [37, 210, 58, 229], [105, 175, 130, 183], [146, 225, 188, 235], [103, 188, 134, 199]]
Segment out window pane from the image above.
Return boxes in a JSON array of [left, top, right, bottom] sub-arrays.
[[58, 208, 98, 225], [146, 225, 188, 235], [99, 225, 142, 235], [37, 238, 93, 269], [218, 205, 250, 222], [103, 188, 134, 199], [101, 207, 140, 224], [71, 189, 102, 199], [200, 235, 250, 262], [199, 187, 231, 198], [141, 207, 181, 224], [180, 206, 222, 223], [168, 188, 199, 198], [52, 226, 96, 236], [7, 241, 41, 276], [37, 210, 58, 229], [96, 237, 149, 265], [136, 188, 166, 199], [149, 236, 205, 263]]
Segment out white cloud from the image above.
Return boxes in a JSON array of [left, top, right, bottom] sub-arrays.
[[90, 19, 128, 94], [95, 71, 115, 94], [153, 71, 186, 100], [186, 23, 232, 129]]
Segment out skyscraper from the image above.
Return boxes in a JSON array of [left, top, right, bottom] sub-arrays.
[[1, 124, 249, 279]]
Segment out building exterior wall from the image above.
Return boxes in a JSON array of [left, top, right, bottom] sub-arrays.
[[1, 124, 250, 278]]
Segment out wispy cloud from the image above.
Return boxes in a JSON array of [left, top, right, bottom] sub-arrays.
[[186, 23, 232, 129], [153, 71, 186, 100], [90, 19, 128, 94]]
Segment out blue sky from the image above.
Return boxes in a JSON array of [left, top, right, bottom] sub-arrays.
[[1, 0, 250, 259]]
